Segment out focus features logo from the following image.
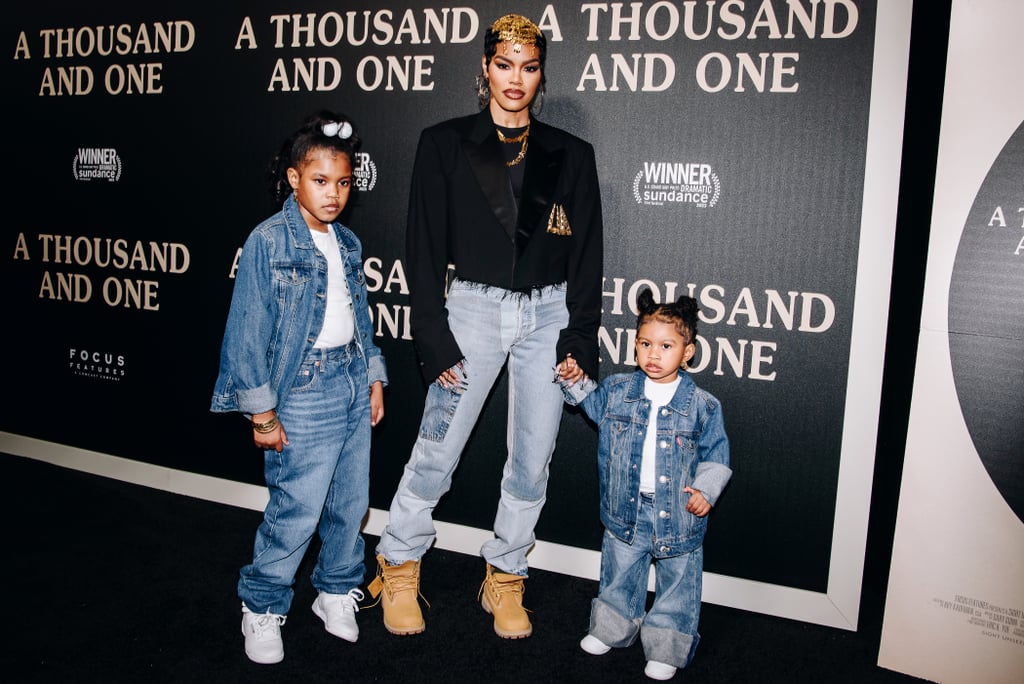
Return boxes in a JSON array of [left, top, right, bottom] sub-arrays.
[[633, 161, 720, 208], [72, 147, 122, 182], [353, 151, 377, 192], [68, 347, 126, 381]]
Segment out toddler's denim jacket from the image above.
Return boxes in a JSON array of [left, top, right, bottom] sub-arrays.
[[562, 370, 731, 556]]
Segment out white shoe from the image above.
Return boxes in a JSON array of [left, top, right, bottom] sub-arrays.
[[580, 634, 611, 655], [241, 603, 286, 664], [312, 588, 364, 642], [645, 660, 678, 680]]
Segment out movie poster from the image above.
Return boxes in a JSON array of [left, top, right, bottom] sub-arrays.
[[879, 0, 1024, 680]]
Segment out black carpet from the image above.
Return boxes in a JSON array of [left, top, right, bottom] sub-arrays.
[[5, 453, 930, 683]]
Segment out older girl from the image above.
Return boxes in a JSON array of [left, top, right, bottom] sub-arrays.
[[211, 110, 386, 664]]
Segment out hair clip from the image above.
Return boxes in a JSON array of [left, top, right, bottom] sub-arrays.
[[322, 121, 352, 140]]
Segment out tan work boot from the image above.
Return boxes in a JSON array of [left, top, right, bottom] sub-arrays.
[[478, 563, 533, 639], [367, 554, 426, 635]]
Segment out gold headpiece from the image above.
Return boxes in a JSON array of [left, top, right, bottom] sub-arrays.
[[491, 14, 541, 54]]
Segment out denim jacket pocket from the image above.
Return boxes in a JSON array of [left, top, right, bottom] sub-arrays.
[[272, 261, 314, 285], [347, 261, 366, 287], [270, 262, 315, 321], [683, 504, 708, 543]]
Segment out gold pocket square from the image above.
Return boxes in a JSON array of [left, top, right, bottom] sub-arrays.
[[546, 204, 571, 236]]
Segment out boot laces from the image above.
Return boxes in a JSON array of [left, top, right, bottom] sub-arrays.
[[480, 572, 525, 605], [382, 568, 418, 595], [367, 559, 430, 610]]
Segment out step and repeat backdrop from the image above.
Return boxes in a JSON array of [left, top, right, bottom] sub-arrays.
[[879, 0, 1024, 681], [1, 1, 911, 629]]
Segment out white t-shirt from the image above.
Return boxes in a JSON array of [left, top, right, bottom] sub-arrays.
[[309, 227, 355, 347], [641, 375, 681, 493]]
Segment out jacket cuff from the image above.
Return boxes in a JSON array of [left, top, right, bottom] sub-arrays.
[[413, 322, 463, 383], [367, 354, 389, 388], [235, 384, 276, 417], [556, 331, 599, 380], [557, 374, 597, 406], [693, 462, 733, 506]]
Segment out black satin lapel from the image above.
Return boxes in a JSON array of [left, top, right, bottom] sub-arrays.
[[516, 143, 564, 246], [463, 137, 517, 241]]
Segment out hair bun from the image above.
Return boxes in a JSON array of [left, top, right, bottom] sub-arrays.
[[637, 287, 657, 314], [677, 296, 699, 317]]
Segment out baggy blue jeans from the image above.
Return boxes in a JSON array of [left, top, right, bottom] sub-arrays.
[[588, 494, 702, 668], [377, 279, 569, 575], [239, 343, 371, 615]]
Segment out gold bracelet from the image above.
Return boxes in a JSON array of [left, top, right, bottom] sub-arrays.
[[252, 416, 278, 433]]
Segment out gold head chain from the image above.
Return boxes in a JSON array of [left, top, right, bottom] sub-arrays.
[[491, 14, 541, 54]]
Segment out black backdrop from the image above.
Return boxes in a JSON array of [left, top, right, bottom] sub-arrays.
[[3, 0, 915, 627]]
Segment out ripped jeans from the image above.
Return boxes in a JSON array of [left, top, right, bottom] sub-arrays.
[[376, 279, 569, 575]]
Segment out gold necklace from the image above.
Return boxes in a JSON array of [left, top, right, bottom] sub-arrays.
[[497, 125, 529, 167], [496, 127, 529, 144]]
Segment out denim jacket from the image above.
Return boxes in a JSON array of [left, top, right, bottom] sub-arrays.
[[210, 195, 387, 416], [562, 370, 731, 555]]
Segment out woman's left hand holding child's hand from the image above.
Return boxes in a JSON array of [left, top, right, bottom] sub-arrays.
[[557, 353, 587, 385]]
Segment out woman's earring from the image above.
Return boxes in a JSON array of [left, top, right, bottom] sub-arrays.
[[476, 74, 490, 108], [530, 83, 545, 115]]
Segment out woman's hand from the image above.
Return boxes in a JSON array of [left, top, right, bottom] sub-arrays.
[[556, 353, 587, 385], [435, 360, 466, 391]]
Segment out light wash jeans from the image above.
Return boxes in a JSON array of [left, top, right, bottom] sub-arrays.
[[239, 343, 371, 615], [377, 279, 569, 575], [588, 493, 702, 668]]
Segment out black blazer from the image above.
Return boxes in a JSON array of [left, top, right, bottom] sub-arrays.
[[407, 108, 604, 382]]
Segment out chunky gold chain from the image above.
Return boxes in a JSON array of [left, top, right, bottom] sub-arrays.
[[496, 125, 530, 167]]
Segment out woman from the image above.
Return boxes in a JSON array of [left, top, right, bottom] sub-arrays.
[[369, 13, 605, 640]]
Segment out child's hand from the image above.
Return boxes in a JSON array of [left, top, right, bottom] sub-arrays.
[[684, 486, 711, 517], [252, 411, 288, 453], [557, 353, 587, 386], [370, 381, 384, 426]]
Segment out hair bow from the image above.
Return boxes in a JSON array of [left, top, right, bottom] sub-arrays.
[[322, 121, 352, 139]]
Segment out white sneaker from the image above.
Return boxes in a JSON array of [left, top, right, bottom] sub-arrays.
[[312, 588, 364, 642], [580, 634, 611, 655], [241, 603, 286, 664], [645, 660, 678, 680]]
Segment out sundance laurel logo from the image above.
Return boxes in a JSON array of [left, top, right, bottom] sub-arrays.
[[353, 151, 377, 192], [72, 147, 122, 182], [68, 347, 126, 381], [633, 161, 720, 208]]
